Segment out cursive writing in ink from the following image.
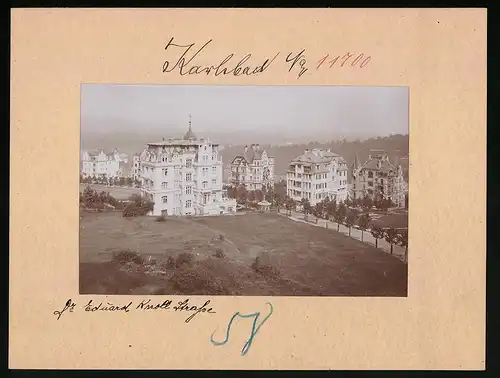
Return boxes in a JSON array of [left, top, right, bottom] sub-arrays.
[[53, 299, 76, 320], [84, 300, 132, 313], [173, 299, 216, 323], [136, 299, 172, 310], [285, 49, 308, 79], [163, 37, 279, 77], [210, 302, 273, 356]]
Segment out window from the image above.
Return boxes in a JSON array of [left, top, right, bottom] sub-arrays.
[[212, 179, 216, 185], [368, 182, 373, 187], [186, 173, 192, 181], [204, 146, 207, 151], [161, 182, 168, 189], [368, 171, 374, 178], [212, 167, 216, 174], [203, 181, 208, 189], [203, 155, 208, 163], [185, 186, 192, 195], [163, 168, 168, 176], [186, 159, 192, 168], [316, 165, 320, 169], [161, 196, 168, 203], [185, 200, 192, 208], [212, 153, 216, 160], [202, 168, 208, 176]]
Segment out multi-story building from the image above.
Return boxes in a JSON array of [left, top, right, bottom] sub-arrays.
[[229, 144, 275, 191], [139, 117, 237, 216], [286, 148, 349, 205], [81, 148, 124, 179], [351, 150, 407, 207], [132, 154, 141, 182]]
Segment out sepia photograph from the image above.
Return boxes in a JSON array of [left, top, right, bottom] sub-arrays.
[[79, 84, 409, 296]]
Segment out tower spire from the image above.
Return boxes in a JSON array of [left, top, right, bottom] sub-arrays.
[[183, 114, 196, 140]]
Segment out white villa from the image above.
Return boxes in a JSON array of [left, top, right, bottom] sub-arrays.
[[139, 116, 237, 217], [229, 144, 275, 191], [81, 149, 128, 179], [286, 148, 349, 205]]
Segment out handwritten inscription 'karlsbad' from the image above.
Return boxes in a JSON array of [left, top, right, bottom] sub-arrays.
[[162, 37, 372, 79], [162, 37, 280, 77]]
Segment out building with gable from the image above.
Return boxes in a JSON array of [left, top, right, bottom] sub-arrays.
[[81, 148, 127, 179], [229, 144, 275, 191], [351, 150, 407, 207]]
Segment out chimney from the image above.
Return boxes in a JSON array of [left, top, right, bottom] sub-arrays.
[[244, 145, 248, 153], [327, 148, 331, 153], [304, 149, 309, 154]]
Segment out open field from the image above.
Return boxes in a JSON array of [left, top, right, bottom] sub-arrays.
[[80, 212, 407, 296], [79, 184, 140, 200]]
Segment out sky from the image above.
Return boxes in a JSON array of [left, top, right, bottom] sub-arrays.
[[81, 84, 408, 140]]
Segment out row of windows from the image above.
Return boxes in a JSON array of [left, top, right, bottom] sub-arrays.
[[316, 183, 327, 189], [161, 167, 217, 177], [158, 179, 217, 190], [161, 197, 193, 208]]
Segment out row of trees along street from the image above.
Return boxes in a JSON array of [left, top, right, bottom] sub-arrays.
[[225, 181, 408, 262]]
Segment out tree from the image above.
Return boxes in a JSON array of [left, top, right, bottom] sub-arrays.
[[313, 202, 324, 223], [384, 227, 399, 255], [285, 197, 296, 216], [397, 229, 408, 262], [357, 213, 371, 241], [247, 190, 256, 203], [255, 189, 264, 202], [344, 209, 359, 237], [362, 195, 373, 210], [300, 198, 312, 221], [326, 199, 337, 221], [333, 204, 347, 232], [370, 225, 384, 249], [236, 185, 248, 205]]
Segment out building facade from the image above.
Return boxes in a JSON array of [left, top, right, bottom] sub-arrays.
[[229, 144, 275, 191], [81, 149, 127, 179], [286, 148, 349, 206], [139, 118, 237, 216], [132, 154, 141, 182], [351, 151, 407, 207]]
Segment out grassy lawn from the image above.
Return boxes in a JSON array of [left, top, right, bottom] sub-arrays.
[[80, 212, 407, 296], [370, 212, 408, 229], [79, 184, 141, 200]]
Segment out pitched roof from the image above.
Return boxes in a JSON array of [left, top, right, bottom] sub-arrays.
[[290, 149, 342, 165]]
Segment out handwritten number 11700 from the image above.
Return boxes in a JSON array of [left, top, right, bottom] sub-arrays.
[[317, 53, 371, 70]]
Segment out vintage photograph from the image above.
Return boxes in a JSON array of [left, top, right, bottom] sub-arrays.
[[79, 84, 409, 296]]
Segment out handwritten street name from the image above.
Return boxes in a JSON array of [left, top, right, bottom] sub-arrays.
[[161, 37, 372, 79], [53, 298, 215, 323]]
